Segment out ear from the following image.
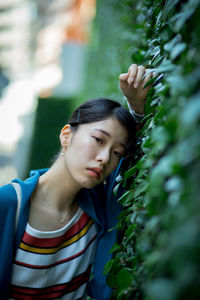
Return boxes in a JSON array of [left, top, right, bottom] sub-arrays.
[[59, 124, 72, 148]]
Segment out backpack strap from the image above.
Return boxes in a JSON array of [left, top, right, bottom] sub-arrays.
[[9, 182, 22, 232]]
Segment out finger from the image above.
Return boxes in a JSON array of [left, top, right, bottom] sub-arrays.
[[142, 69, 153, 88], [142, 75, 152, 88], [142, 68, 154, 78], [134, 65, 145, 88], [119, 73, 129, 82], [128, 64, 138, 84]]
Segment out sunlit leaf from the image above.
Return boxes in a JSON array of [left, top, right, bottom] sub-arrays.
[[113, 183, 120, 196], [164, 176, 183, 192], [164, 35, 181, 52], [170, 43, 186, 59], [155, 60, 176, 72]]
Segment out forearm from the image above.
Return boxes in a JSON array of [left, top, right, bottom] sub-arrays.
[[120, 64, 154, 118]]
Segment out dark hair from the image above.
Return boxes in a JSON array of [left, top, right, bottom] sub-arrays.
[[68, 98, 137, 157]]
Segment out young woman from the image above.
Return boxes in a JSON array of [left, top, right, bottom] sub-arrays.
[[0, 64, 153, 300]]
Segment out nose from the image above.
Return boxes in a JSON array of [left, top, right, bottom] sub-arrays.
[[96, 148, 111, 165]]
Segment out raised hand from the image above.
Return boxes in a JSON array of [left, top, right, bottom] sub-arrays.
[[119, 64, 154, 115]]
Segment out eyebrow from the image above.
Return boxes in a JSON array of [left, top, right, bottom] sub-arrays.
[[94, 129, 127, 149]]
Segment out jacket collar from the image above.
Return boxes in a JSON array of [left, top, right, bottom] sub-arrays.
[[13, 169, 106, 246]]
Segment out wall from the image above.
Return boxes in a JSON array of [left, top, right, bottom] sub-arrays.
[[84, 0, 200, 299]]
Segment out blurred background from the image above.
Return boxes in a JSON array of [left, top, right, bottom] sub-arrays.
[[0, 0, 131, 185], [0, 0, 95, 184], [0, 0, 132, 185]]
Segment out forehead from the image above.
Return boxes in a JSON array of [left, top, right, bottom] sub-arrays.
[[78, 118, 129, 144]]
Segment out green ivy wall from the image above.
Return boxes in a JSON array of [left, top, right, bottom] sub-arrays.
[[83, 0, 200, 299]]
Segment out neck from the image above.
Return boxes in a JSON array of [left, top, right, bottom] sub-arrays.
[[36, 156, 81, 212]]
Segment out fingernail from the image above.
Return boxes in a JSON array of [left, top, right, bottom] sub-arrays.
[[131, 76, 135, 81], [134, 82, 138, 88]]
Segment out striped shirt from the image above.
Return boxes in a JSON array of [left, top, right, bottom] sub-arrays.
[[10, 207, 97, 299]]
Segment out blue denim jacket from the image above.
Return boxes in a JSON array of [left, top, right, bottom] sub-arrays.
[[0, 163, 123, 300]]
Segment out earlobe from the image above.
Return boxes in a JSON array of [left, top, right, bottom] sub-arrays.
[[60, 124, 72, 148]]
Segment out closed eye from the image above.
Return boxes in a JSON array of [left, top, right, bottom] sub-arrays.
[[92, 136, 103, 144], [113, 150, 122, 159]]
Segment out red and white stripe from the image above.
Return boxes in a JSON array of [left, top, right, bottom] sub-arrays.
[[10, 208, 97, 299]]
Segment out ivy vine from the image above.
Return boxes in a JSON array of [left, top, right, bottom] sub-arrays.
[[103, 0, 200, 299]]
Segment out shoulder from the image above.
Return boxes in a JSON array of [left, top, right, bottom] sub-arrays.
[[0, 184, 17, 207], [0, 184, 17, 213]]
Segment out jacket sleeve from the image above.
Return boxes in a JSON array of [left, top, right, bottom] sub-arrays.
[[0, 184, 18, 299], [88, 160, 124, 300]]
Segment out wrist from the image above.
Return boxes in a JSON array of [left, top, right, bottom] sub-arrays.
[[127, 101, 145, 117], [127, 102, 145, 115]]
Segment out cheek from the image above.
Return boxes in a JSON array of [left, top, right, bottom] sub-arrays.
[[82, 138, 97, 156], [69, 135, 97, 164], [104, 158, 119, 178]]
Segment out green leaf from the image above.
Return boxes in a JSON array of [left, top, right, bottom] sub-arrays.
[[118, 190, 134, 206], [148, 38, 161, 46], [113, 183, 120, 196], [150, 98, 160, 106], [106, 274, 117, 288], [154, 82, 166, 93], [152, 54, 164, 66], [164, 176, 183, 192], [118, 190, 130, 202], [150, 46, 160, 56], [170, 43, 186, 60], [151, 126, 170, 152], [163, 0, 181, 18], [166, 73, 188, 94], [109, 243, 121, 254], [124, 166, 138, 179], [103, 259, 115, 275], [143, 76, 157, 88], [171, 1, 199, 32], [156, 11, 163, 27], [133, 181, 149, 197], [116, 269, 132, 289], [167, 192, 181, 207], [155, 60, 176, 73], [146, 216, 160, 233], [115, 174, 123, 183], [180, 93, 200, 126], [141, 136, 152, 153], [164, 35, 181, 52], [125, 224, 137, 238]]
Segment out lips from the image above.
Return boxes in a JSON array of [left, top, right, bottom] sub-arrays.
[[87, 167, 103, 179]]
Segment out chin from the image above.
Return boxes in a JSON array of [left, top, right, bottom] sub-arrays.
[[80, 178, 102, 189], [81, 181, 99, 189], [74, 172, 104, 189]]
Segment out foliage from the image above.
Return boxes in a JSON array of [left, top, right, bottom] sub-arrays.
[[27, 97, 75, 175], [100, 0, 200, 299]]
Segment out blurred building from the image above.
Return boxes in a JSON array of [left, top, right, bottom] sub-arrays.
[[0, 0, 96, 184], [0, 0, 33, 77]]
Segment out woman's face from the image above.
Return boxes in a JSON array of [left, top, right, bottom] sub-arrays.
[[61, 117, 129, 189]]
